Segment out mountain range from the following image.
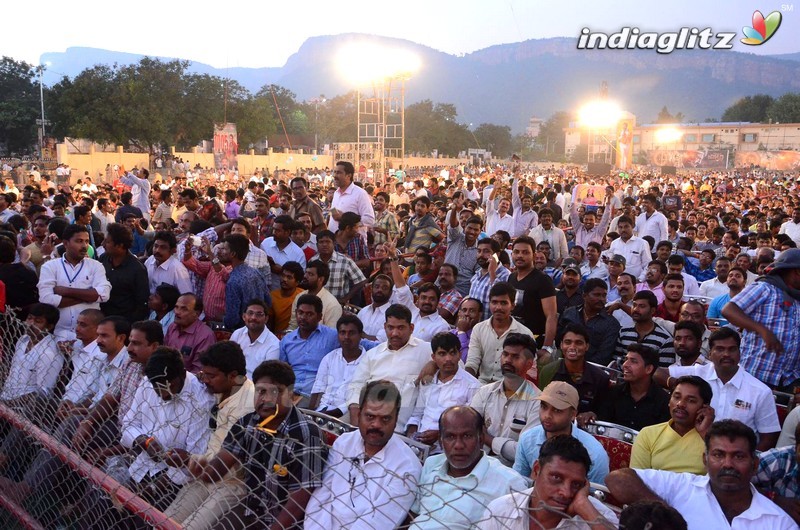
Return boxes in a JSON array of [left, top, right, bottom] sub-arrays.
[[40, 34, 800, 133]]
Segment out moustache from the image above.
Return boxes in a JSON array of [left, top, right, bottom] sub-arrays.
[[718, 469, 741, 479], [366, 429, 383, 437]]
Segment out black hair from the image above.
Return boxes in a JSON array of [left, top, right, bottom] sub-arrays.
[[385, 303, 413, 324], [154, 283, 181, 312], [477, 237, 500, 253], [336, 313, 364, 334], [62, 224, 89, 242], [28, 302, 60, 328], [225, 234, 251, 261], [105, 223, 133, 250], [98, 316, 132, 339], [708, 326, 741, 350], [281, 261, 304, 283], [705, 419, 757, 456], [674, 320, 703, 342], [336, 160, 355, 176], [618, 501, 687, 530], [537, 435, 592, 474], [306, 259, 330, 285], [503, 332, 537, 360], [296, 293, 323, 315], [144, 347, 185, 385], [625, 343, 659, 369], [358, 380, 401, 412], [417, 282, 441, 301], [131, 320, 165, 345], [316, 229, 335, 243], [488, 281, 516, 302], [154, 230, 178, 249], [431, 331, 462, 354], [672, 375, 713, 405], [582, 278, 608, 294], [252, 360, 296, 387], [633, 290, 658, 309], [199, 340, 246, 376]]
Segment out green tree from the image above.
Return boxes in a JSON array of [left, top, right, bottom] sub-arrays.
[[767, 93, 800, 124], [721, 95, 774, 122], [0, 57, 40, 154], [405, 99, 471, 157], [473, 123, 513, 158], [571, 143, 589, 164], [315, 91, 357, 146], [534, 111, 573, 157], [656, 106, 684, 124]]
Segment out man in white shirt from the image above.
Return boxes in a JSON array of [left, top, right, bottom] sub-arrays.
[[778, 208, 800, 247], [484, 185, 514, 237], [607, 419, 796, 530], [57, 310, 108, 415], [480, 435, 618, 529], [347, 304, 433, 432], [635, 194, 668, 246], [511, 175, 538, 238], [699, 256, 731, 299], [37, 225, 112, 340], [409, 406, 528, 529], [144, 231, 193, 295], [657, 327, 780, 451], [609, 215, 652, 280], [328, 161, 375, 240], [260, 215, 307, 291], [405, 333, 481, 445], [529, 208, 569, 266], [230, 299, 281, 378], [666, 254, 701, 296], [120, 167, 152, 221], [357, 275, 393, 339], [305, 380, 422, 530]]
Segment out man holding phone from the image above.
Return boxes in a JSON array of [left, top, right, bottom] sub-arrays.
[[119, 166, 153, 221]]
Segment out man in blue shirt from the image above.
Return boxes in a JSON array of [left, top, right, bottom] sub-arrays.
[[513, 381, 609, 484], [279, 293, 339, 408], [223, 234, 270, 330]]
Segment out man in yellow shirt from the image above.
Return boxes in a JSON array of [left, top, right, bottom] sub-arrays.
[[268, 262, 305, 335], [630, 375, 714, 474]]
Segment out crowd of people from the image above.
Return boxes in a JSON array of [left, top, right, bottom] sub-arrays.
[[0, 158, 799, 529]]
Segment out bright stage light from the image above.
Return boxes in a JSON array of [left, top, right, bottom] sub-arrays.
[[337, 43, 421, 87], [578, 100, 623, 129], [655, 127, 683, 144]]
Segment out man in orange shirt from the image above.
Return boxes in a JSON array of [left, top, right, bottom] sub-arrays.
[[268, 261, 305, 335]]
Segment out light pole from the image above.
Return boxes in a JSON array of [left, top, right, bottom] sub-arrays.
[[36, 64, 50, 157], [310, 96, 326, 154]]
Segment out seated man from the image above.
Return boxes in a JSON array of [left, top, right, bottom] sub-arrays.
[[163, 341, 255, 530], [752, 422, 800, 525], [630, 375, 715, 474], [230, 298, 281, 378], [470, 333, 542, 466], [607, 420, 796, 530], [514, 382, 609, 484], [656, 327, 780, 451], [481, 435, 618, 529], [309, 314, 366, 419], [557, 278, 620, 365], [405, 332, 481, 446], [451, 297, 482, 362], [194, 360, 326, 529], [592, 343, 671, 431], [164, 293, 217, 374], [616, 290, 676, 367], [304, 381, 422, 530], [409, 406, 528, 529], [538, 323, 611, 419]]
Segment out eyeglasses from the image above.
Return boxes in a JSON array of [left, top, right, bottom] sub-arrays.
[[245, 311, 266, 317]]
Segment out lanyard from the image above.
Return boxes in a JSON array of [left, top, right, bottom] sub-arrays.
[[61, 257, 85, 284]]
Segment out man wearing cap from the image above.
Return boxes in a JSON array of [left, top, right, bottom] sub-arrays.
[[513, 381, 609, 484], [556, 259, 583, 314], [722, 248, 800, 391], [606, 253, 627, 302]]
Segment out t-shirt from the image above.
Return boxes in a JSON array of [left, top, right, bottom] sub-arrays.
[[269, 287, 304, 333], [630, 420, 706, 474], [508, 270, 556, 335]]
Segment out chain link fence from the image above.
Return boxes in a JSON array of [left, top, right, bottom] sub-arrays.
[[0, 309, 620, 530]]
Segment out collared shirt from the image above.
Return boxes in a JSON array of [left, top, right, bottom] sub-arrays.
[[225, 263, 270, 330], [199, 226, 272, 288], [279, 324, 340, 397], [779, 220, 800, 246], [470, 379, 541, 465], [514, 423, 610, 483], [731, 282, 800, 386], [310, 347, 365, 414], [609, 236, 652, 279], [107, 351, 140, 423], [183, 256, 230, 322], [631, 420, 706, 474], [597, 381, 671, 431], [636, 282, 665, 304], [224, 408, 326, 522], [753, 446, 800, 499], [304, 431, 421, 530], [120, 172, 152, 220], [203, 379, 255, 460], [683, 258, 718, 282], [570, 201, 612, 248], [407, 368, 481, 432], [669, 363, 780, 436], [581, 261, 609, 284], [634, 469, 796, 530], [511, 178, 538, 239], [466, 317, 534, 384], [149, 309, 175, 337], [373, 209, 399, 246], [699, 277, 730, 299], [469, 266, 510, 321], [485, 202, 515, 237], [99, 252, 150, 322], [287, 287, 343, 331], [121, 372, 214, 485], [346, 337, 433, 432], [288, 197, 326, 233], [62, 339, 106, 404], [320, 251, 366, 299], [558, 306, 621, 365], [0, 334, 61, 400], [616, 322, 676, 367], [635, 210, 668, 244], [374, 285, 450, 342], [444, 226, 480, 296], [144, 254, 193, 295], [556, 287, 583, 315], [335, 234, 370, 269], [410, 453, 529, 530], [479, 487, 618, 530], [357, 300, 393, 338], [438, 288, 463, 318], [152, 201, 174, 225], [529, 225, 569, 262], [165, 319, 217, 374], [38, 257, 112, 339], [230, 326, 281, 379], [538, 360, 610, 414], [329, 183, 375, 237], [260, 237, 307, 291]]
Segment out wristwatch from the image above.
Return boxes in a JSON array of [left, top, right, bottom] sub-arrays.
[[541, 345, 555, 355], [212, 258, 220, 265]]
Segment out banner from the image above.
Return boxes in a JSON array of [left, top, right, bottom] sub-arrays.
[[615, 118, 634, 171], [571, 184, 607, 205], [213, 123, 238, 171], [735, 150, 800, 171], [646, 148, 729, 169]]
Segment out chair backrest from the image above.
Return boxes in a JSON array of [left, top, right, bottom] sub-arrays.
[[594, 435, 633, 472], [589, 483, 623, 514], [580, 421, 639, 443]]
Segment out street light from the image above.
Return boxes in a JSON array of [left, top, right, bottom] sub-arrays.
[[578, 100, 622, 164], [309, 96, 326, 154], [36, 63, 51, 158]]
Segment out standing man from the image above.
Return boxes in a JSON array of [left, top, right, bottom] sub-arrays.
[[38, 225, 111, 340], [635, 194, 668, 246], [371, 191, 399, 247], [570, 193, 612, 248], [722, 248, 800, 390], [99, 223, 149, 323], [529, 208, 568, 266], [558, 278, 620, 365], [508, 236, 558, 357], [699, 256, 731, 299], [144, 231, 193, 295], [119, 167, 152, 221], [609, 216, 652, 280], [616, 291, 676, 367], [261, 214, 307, 292], [511, 174, 538, 238], [469, 238, 510, 321], [288, 176, 325, 233], [707, 266, 746, 320], [223, 234, 270, 330], [328, 161, 374, 241], [444, 199, 481, 296]]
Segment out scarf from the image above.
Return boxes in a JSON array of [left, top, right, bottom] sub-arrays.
[[757, 273, 800, 304]]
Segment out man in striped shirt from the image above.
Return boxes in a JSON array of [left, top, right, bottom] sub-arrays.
[[615, 290, 676, 367]]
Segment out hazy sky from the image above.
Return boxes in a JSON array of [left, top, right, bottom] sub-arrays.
[[4, 0, 798, 69]]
